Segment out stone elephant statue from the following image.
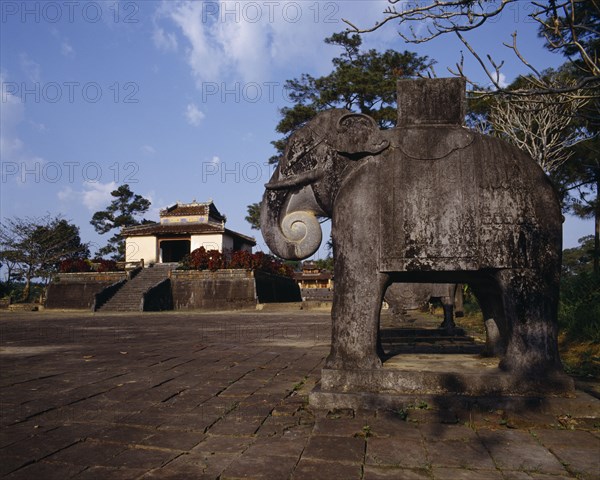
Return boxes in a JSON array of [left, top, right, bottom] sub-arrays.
[[384, 283, 464, 330], [261, 79, 563, 379]]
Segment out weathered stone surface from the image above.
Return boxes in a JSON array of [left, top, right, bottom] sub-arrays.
[[171, 269, 300, 310], [366, 436, 428, 468], [171, 269, 257, 310], [291, 459, 362, 480], [260, 77, 566, 398], [1, 310, 599, 479], [397, 77, 466, 126], [318, 353, 574, 396], [478, 430, 568, 474], [45, 272, 126, 309]]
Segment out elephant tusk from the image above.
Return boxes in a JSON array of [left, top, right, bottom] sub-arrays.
[[264, 169, 324, 190]]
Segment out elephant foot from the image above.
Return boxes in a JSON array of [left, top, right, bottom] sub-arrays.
[[439, 320, 455, 330], [325, 352, 382, 370]]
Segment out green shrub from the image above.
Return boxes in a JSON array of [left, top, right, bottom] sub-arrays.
[[559, 272, 600, 342]]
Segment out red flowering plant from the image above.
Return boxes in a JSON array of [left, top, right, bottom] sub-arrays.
[[228, 250, 294, 278], [179, 248, 294, 277], [229, 250, 261, 270], [97, 259, 119, 272], [59, 259, 92, 273], [183, 247, 226, 271]]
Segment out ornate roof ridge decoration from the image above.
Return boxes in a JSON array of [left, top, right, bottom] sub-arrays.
[[159, 200, 226, 223]]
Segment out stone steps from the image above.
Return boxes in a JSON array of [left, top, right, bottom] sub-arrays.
[[99, 265, 172, 312], [380, 313, 483, 355]]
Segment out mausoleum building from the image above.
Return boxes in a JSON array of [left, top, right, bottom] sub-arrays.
[[293, 261, 333, 290], [122, 201, 255, 265]]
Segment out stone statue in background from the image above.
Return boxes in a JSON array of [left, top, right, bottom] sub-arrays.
[[384, 283, 463, 330]]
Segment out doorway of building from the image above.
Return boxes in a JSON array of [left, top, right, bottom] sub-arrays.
[[160, 240, 191, 263]]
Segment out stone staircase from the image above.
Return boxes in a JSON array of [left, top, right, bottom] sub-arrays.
[[380, 310, 483, 355], [98, 264, 173, 312]]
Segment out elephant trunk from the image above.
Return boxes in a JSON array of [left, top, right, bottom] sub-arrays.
[[260, 190, 322, 261]]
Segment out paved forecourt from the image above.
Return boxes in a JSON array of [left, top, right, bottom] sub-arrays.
[[1, 310, 599, 479]]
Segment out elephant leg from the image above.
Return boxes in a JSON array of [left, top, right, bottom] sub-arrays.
[[326, 271, 390, 370], [439, 296, 455, 331], [454, 284, 464, 317], [495, 269, 562, 375], [484, 318, 503, 357], [471, 279, 507, 358]]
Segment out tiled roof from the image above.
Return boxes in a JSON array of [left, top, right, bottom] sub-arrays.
[[122, 222, 222, 236], [160, 201, 225, 222]]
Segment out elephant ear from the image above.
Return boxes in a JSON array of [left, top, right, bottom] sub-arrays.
[[333, 113, 390, 159], [280, 127, 322, 176]]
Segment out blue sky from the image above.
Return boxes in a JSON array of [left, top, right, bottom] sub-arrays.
[[1, 0, 593, 258]]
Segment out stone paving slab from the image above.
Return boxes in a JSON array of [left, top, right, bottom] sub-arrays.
[[1, 310, 599, 479]]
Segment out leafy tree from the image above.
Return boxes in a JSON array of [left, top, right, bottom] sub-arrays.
[[554, 135, 600, 274], [559, 270, 600, 343], [562, 235, 596, 276], [269, 32, 433, 163], [245, 202, 261, 230], [0, 238, 21, 286], [0, 215, 89, 301], [91, 184, 151, 260], [313, 257, 334, 272]]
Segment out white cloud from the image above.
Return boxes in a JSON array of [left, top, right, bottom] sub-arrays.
[[50, 27, 75, 57], [82, 181, 118, 211], [0, 72, 46, 183], [57, 186, 74, 202], [0, 73, 25, 159], [152, 1, 340, 84], [151, 1, 406, 89], [19, 53, 41, 83], [141, 144, 156, 155], [185, 103, 205, 126], [167, 1, 224, 82], [153, 27, 178, 52], [58, 182, 117, 211], [211, 155, 221, 166], [29, 120, 47, 132], [61, 40, 75, 57]]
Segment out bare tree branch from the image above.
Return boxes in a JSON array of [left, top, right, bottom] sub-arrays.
[[487, 89, 592, 172], [344, 0, 599, 99]]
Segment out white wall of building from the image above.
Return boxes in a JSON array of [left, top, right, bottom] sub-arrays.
[[191, 234, 223, 252], [125, 236, 157, 264]]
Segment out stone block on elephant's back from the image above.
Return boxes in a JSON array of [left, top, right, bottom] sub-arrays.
[[379, 80, 561, 273]]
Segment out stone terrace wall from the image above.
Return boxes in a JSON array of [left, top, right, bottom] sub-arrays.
[[255, 271, 302, 303], [301, 288, 333, 302], [171, 269, 256, 310], [46, 272, 127, 310], [171, 269, 301, 310]]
